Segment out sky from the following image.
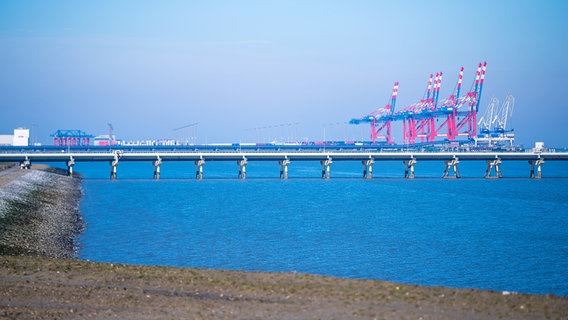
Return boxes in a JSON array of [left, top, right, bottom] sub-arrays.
[[1, 0, 567, 146]]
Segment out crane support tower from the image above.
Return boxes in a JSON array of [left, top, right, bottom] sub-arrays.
[[474, 94, 515, 146], [349, 82, 398, 144], [350, 62, 487, 145], [107, 123, 116, 146]]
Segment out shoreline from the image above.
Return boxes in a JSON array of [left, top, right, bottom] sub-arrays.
[[0, 165, 84, 258], [1, 165, 567, 318]]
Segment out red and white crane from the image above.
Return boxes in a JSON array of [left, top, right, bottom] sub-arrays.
[[351, 62, 488, 145]]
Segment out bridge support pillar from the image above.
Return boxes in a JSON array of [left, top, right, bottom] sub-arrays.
[[67, 157, 75, 177], [237, 158, 248, 180], [442, 158, 460, 179], [279, 159, 290, 179], [153, 157, 162, 180], [320, 158, 332, 179], [195, 159, 205, 180], [404, 159, 416, 179], [362, 159, 374, 179], [110, 157, 119, 180], [484, 158, 503, 179], [529, 159, 544, 179], [20, 157, 31, 170]]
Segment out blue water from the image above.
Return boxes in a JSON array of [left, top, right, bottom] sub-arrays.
[[58, 159, 568, 296]]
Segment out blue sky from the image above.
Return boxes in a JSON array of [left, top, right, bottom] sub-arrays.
[[1, 1, 567, 146]]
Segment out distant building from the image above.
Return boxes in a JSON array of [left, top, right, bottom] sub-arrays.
[[13, 128, 30, 146], [0, 128, 29, 146], [533, 142, 546, 152], [0, 135, 12, 146], [93, 134, 120, 146]]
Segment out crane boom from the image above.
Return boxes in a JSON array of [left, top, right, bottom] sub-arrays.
[[173, 123, 198, 131]]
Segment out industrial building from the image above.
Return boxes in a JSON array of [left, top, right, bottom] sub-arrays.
[[0, 128, 30, 146]]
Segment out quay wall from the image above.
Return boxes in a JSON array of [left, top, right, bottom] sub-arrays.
[[0, 166, 84, 258]]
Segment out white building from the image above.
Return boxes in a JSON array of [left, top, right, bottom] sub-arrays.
[[533, 142, 546, 152], [0, 128, 29, 146], [13, 128, 29, 146]]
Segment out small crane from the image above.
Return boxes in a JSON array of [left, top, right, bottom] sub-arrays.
[[173, 123, 198, 145], [107, 123, 114, 145]]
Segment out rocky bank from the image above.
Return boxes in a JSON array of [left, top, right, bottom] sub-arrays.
[[0, 165, 84, 258]]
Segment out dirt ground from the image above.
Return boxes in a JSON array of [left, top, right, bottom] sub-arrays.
[[1, 255, 567, 320]]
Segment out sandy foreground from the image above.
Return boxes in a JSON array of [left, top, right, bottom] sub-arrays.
[[1, 165, 567, 319], [2, 255, 567, 320]]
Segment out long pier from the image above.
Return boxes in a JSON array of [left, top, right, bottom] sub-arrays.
[[1, 150, 566, 179]]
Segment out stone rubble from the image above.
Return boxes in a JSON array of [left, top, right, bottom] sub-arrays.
[[0, 168, 84, 258]]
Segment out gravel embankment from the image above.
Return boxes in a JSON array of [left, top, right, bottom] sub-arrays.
[[0, 166, 84, 258]]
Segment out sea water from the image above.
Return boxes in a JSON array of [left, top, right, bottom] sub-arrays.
[[60, 160, 568, 296]]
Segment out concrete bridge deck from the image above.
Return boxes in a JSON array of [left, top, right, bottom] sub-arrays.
[[1, 150, 565, 179], [0, 150, 564, 162]]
